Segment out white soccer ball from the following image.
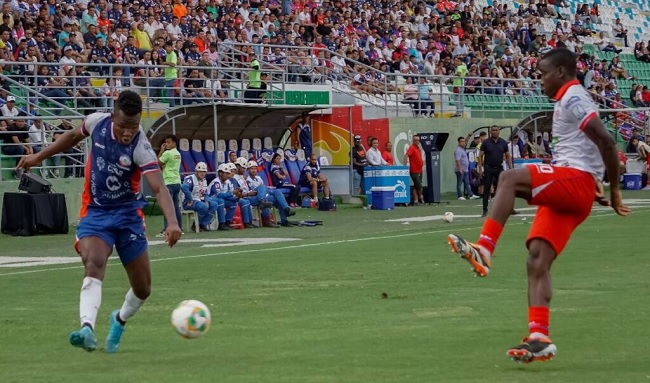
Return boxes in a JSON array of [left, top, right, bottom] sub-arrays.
[[443, 212, 454, 223], [171, 300, 212, 339]]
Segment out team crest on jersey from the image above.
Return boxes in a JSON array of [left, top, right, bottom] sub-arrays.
[[118, 154, 132, 168]]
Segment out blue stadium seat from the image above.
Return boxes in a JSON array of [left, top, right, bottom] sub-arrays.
[[190, 139, 209, 170], [203, 139, 216, 172], [178, 138, 195, 173]]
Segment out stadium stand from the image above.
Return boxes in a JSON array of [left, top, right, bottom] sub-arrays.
[[2, 0, 650, 180]]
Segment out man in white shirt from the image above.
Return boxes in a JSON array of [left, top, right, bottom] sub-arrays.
[[366, 138, 388, 166], [1, 95, 19, 128]]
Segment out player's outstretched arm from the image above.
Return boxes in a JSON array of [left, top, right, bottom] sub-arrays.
[[16, 126, 85, 172], [145, 171, 182, 247], [583, 117, 631, 216]]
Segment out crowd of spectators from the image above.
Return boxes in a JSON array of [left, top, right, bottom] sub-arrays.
[[0, 0, 632, 155], [0, 0, 647, 115]]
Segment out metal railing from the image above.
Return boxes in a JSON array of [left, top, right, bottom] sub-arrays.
[[0, 114, 86, 181]]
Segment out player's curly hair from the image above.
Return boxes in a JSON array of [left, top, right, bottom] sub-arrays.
[[115, 90, 143, 117], [541, 48, 577, 77]]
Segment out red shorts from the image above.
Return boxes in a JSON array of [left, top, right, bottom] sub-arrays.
[[525, 164, 596, 254]]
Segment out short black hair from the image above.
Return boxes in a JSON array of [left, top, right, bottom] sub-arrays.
[[541, 48, 577, 77], [164, 40, 173, 47], [164, 134, 178, 144], [479, 131, 487, 137], [457, 136, 464, 143], [115, 90, 142, 117], [272, 153, 281, 162]]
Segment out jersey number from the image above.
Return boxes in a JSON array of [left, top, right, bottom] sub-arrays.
[[533, 164, 555, 174]]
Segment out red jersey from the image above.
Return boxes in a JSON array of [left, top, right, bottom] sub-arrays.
[[406, 144, 423, 173], [382, 150, 394, 165]]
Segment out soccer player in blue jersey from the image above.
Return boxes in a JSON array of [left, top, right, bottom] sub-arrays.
[[17, 91, 182, 353]]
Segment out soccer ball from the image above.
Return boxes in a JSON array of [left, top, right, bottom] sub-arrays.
[[171, 300, 212, 339], [443, 212, 454, 223]]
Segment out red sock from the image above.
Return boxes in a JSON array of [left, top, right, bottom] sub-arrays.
[[476, 218, 503, 254], [528, 306, 550, 337]]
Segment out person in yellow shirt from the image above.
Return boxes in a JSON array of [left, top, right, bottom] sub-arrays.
[[130, 20, 151, 52]]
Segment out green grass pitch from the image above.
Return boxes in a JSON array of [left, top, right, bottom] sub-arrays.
[[1, 193, 649, 383]]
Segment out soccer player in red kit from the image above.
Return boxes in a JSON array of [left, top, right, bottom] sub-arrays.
[[447, 48, 631, 363]]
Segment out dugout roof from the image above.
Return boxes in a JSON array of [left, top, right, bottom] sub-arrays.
[[146, 103, 332, 149]]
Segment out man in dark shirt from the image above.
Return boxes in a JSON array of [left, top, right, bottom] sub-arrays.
[[352, 135, 368, 195], [478, 126, 512, 217], [1, 113, 32, 177]]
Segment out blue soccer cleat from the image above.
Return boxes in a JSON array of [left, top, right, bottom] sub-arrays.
[[69, 325, 97, 352], [105, 309, 125, 354]]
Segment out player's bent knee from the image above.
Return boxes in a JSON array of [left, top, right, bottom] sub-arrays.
[[526, 239, 557, 275]]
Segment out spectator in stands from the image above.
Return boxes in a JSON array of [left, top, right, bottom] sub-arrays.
[[157, 135, 183, 238], [1, 112, 31, 178], [404, 134, 424, 205], [608, 56, 634, 81], [1, 95, 18, 128], [181, 162, 219, 232], [453, 57, 468, 117], [27, 117, 45, 155], [50, 119, 83, 178], [299, 153, 331, 202], [635, 42, 650, 63], [182, 69, 208, 104], [594, 32, 621, 54], [613, 18, 629, 48], [163, 41, 179, 108], [417, 77, 435, 117], [269, 153, 300, 208]]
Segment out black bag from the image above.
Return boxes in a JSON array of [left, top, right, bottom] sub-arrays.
[[318, 198, 336, 211]]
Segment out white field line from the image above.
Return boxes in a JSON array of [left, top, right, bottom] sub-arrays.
[[0, 208, 644, 278]]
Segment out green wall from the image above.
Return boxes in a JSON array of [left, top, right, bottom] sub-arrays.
[[388, 117, 521, 194]]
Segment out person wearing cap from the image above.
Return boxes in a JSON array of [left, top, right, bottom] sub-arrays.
[[181, 162, 219, 232], [1, 95, 18, 128], [246, 160, 296, 227], [205, 164, 237, 231], [221, 162, 255, 228], [351, 134, 368, 194]]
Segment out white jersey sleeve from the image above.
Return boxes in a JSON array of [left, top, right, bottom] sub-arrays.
[[551, 83, 604, 179], [133, 129, 159, 174], [80, 112, 111, 136]]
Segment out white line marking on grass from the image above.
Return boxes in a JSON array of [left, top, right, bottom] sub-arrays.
[[0, 257, 79, 268], [0, 208, 646, 277], [148, 238, 301, 247], [0, 226, 484, 277]]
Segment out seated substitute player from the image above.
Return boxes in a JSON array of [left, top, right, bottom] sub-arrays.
[[16, 91, 182, 353], [223, 162, 255, 228], [299, 153, 332, 201], [181, 161, 221, 232], [246, 160, 296, 227], [447, 48, 630, 364], [269, 153, 300, 207]]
